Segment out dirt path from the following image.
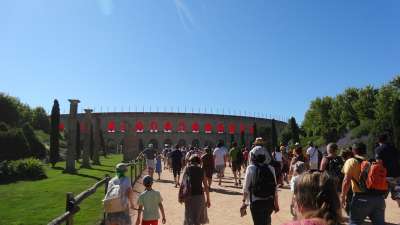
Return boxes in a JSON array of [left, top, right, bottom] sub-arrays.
[[131, 167, 399, 225]]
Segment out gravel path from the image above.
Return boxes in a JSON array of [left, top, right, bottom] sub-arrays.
[[130, 167, 399, 225]]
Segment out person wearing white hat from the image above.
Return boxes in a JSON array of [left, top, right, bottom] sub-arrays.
[[248, 137, 272, 165]]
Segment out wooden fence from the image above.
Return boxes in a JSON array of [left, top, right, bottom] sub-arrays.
[[47, 157, 145, 225]]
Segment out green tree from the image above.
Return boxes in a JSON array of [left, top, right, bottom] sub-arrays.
[[31, 107, 50, 133], [0, 128, 30, 160], [49, 100, 60, 167], [0, 122, 8, 132], [271, 119, 278, 151], [353, 85, 377, 121], [392, 98, 400, 150], [288, 117, 300, 143], [230, 134, 235, 144]]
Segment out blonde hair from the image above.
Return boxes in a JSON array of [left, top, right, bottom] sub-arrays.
[[294, 172, 343, 225]]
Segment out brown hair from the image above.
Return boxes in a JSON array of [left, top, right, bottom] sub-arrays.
[[294, 172, 343, 225]]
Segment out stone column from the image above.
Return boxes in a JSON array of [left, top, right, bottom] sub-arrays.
[[92, 116, 101, 165], [81, 109, 93, 168], [65, 99, 80, 173]]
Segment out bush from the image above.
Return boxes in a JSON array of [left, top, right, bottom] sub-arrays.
[[22, 123, 47, 159], [0, 158, 46, 183], [0, 128, 30, 161]]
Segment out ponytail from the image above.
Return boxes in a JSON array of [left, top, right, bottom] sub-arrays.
[[294, 172, 343, 225]]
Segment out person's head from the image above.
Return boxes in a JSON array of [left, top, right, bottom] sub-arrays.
[[143, 175, 153, 189], [293, 161, 306, 175], [295, 146, 303, 156], [378, 134, 388, 144], [189, 155, 201, 165], [253, 137, 264, 146], [217, 142, 224, 148], [174, 144, 179, 149], [232, 142, 238, 147], [148, 143, 153, 149], [326, 143, 338, 155], [308, 141, 314, 147], [204, 147, 211, 154], [352, 142, 367, 156], [294, 172, 342, 225], [115, 163, 128, 178], [341, 149, 353, 160]]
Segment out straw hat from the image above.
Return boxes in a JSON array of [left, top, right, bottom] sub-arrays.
[[253, 137, 264, 145]]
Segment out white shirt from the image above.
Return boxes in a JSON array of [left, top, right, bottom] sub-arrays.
[[306, 147, 319, 170], [243, 164, 276, 204], [213, 147, 226, 166]]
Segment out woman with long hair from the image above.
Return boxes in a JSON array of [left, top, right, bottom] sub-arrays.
[[283, 172, 343, 225]]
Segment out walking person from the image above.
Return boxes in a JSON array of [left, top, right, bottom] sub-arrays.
[[319, 143, 344, 191], [213, 142, 227, 186], [341, 142, 388, 225], [229, 142, 243, 186], [241, 146, 279, 225], [289, 161, 306, 220], [374, 134, 400, 207], [179, 155, 211, 225], [306, 141, 322, 172], [104, 163, 135, 225], [283, 172, 343, 225], [272, 147, 284, 187], [201, 147, 214, 190], [243, 147, 249, 170], [155, 153, 162, 181], [142, 144, 157, 179], [289, 145, 306, 175], [170, 144, 184, 188], [248, 137, 272, 166], [136, 175, 166, 225]]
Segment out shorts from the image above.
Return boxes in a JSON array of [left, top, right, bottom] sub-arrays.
[[146, 159, 155, 169], [142, 220, 158, 225], [173, 166, 181, 177], [231, 162, 241, 172], [215, 165, 225, 174]]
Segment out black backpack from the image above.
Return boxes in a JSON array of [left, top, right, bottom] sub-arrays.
[[251, 163, 276, 198], [326, 156, 344, 178], [236, 148, 244, 164]]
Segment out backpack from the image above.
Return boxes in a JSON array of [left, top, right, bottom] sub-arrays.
[[251, 163, 276, 198], [236, 148, 244, 164], [354, 157, 388, 194], [326, 156, 344, 178], [103, 178, 127, 213], [178, 168, 191, 203]]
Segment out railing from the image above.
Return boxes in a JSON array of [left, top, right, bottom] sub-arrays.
[[47, 156, 144, 225]]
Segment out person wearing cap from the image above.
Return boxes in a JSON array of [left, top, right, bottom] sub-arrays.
[[136, 175, 166, 225], [142, 144, 157, 179], [242, 145, 279, 225], [248, 137, 272, 165], [105, 163, 135, 225]]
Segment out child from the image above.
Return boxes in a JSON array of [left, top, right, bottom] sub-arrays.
[[290, 161, 306, 219], [136, 175, 166, 225], [155, 154, 162, 180]]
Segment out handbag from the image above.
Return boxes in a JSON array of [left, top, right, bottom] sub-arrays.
[[178, 167, 191, 202]]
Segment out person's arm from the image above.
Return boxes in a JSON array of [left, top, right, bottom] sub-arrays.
[[127, 188, 135, 209], [202, 175, 211, 207], [159, 202, 166, 224], [319, 157, 328, 171], [136, 205, 143, 225], [341, 175, 352, 208]]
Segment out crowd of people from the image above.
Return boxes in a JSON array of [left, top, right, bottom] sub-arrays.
[[102, 134, 400, 225]]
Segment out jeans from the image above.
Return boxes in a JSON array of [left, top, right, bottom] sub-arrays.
[[349, 194, 386, 225], [250, 199, 274, 225]]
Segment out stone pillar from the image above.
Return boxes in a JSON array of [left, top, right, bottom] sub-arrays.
[[92, 116, 101, 165], [81, 109, 92, 168], [65, 99, 80, 173]]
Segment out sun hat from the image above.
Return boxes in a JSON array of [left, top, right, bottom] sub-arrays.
[[143, 175, 153, 186], [253, 137, 264, 145], [115, 163, 128, 172], [148, 143, 153, 148]]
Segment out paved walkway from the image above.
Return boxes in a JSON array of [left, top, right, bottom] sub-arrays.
[[131, 166, 399, 225]]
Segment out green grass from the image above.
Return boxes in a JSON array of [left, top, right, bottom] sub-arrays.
[[0, 154, 136, 225]]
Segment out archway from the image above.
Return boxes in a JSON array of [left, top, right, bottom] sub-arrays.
[[178, 139, 187, 148], [191, 139, 200, 148], [149, 139, 159, 149], [163, 139, 173, 148]]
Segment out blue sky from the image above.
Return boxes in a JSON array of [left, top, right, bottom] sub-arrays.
[[0, 0, 399, 122]]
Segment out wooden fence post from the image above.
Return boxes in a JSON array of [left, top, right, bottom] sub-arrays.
[[66, 192, 74, 225], [103, 174, 110, 224]]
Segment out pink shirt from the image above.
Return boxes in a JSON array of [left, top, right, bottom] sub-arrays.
[[282, 219, 326, 225]]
